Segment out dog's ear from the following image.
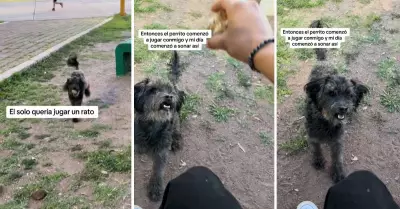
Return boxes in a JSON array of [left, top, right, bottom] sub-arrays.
[[351, 79, 369, 108], [304, 77, 327, 105], [176, 90, 186, 113], [134, 78, 150, 112], [63, 78, 70, 91]]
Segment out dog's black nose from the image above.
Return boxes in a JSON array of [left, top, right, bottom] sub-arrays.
[[165, 95, 173, 99], [339, 107, 348, 112]]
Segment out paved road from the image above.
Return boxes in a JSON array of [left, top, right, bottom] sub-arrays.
[[0, 17, 108, 73], [0, 0, 131, 21]]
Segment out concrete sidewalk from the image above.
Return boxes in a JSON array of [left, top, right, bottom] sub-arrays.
[[0, 0, 131, 21], [0, 17, 109, 74]]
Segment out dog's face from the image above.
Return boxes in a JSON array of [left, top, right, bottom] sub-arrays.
[[134, 78, 181, 119], [305, 75, 368, 123], [64, 77, 84, 97]]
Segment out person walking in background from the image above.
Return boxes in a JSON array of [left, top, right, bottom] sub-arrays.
[[52, 0, 64, 11]]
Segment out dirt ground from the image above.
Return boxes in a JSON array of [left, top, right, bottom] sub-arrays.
[[0, 18, 131, 208], [134, 0, 275, 208], [277, 0, 400, 208]]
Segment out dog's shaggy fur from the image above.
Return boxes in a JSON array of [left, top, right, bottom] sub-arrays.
[[304, 20, 369, 183], [134, 51, 186, 201], [63, 53, 91, 122]]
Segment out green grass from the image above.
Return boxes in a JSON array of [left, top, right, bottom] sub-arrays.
[[21, 158, 38, 170], [358, 0, 371, 4], [77, 147, 131, 181], [279, 135, 308, 154], [226, 57, 242, 69], [296, 48, 314, 60], [236, 70, 252, 88], [0, 153, 23, 185], [93, 183, 125, 207], [180, 94, 202, 120], [12, 173, 68, 204], [254, 85, 274, 103], [134, 35, 170, 64], [0, 137, 35, 152], [74, 124, 112, 139], [279, 126, 308, 154], [141, 62, 169, 78], [377, 57, 400, 85], [134, 0, 173, 13], [143, 23, 169, 29], [380, 87, 400, 112], [364, 13, 381, 29], [41, 196, 90, 209], [295, 96, 306, 114], [259, 132, 273, 146], [189, 11, 202, 18], [87, 99, 110, 109], [0, 124, 31, 139], [277, 33, 296, 102], [83, 14, 131, 43], [96, 140, 112, 149], [278, 0, 325, 15], [209, 104, 236, 122], [77, 129, 100, 138], [91, 124, 112, 131], [206, 72, 234, 99]]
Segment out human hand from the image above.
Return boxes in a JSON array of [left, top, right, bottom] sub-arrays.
[[206, 0, 273, 64]]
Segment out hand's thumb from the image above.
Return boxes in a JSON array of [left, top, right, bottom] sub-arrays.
[[206, 33, 226, 50]]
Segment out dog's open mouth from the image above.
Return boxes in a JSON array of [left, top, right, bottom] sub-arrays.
[[160, 101, 172, 110], [71, 89, 80, 96], [337, 114, 345, 120]]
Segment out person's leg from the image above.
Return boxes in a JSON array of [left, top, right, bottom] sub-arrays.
[[324, 170, 400, 209], [52, 0, 56, 11], [159, 166, 243, 209]]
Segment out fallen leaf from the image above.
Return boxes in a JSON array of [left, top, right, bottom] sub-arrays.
[[237, 143, 246, 152], [351, 155, 358, 161], [179, 160, 187, 168]]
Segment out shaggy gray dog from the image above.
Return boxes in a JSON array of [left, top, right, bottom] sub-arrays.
[[63, 53, 90, 123], [134, 51, 185, 201], [304, 20, 369, 183]]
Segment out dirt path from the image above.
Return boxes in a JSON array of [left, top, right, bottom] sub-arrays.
[[277, 1, 400, 208], [134, 1, 274, 208], [0, 16, 131, 208]]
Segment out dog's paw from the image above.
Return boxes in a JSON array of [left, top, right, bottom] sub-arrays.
[[332, 171, 346, 183], [312, 157, 326, 170], [147, 178, 163, 202], [171, 141, 181, 152]]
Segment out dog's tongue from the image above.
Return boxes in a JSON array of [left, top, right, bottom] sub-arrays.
[[163, 104, 171, 109], [337, 114, 345, 120]]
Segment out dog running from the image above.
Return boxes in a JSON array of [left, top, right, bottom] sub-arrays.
[[63, 53, 91, 123], [304, 20, 369, 183], [134, 51, 186, 201]]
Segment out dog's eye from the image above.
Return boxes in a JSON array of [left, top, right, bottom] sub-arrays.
[[328, 91, 336, 96], [148, 87, 157, 94]]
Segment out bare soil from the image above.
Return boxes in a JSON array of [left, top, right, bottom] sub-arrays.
[[277, 0, 400, 208], [134, 0, 275, 208]]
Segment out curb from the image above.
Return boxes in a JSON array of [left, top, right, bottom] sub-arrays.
[[0, 16, 113, 83]]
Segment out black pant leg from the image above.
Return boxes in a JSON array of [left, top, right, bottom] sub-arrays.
[[324, 170, 400, 209], [159, 166, 243, 209]]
